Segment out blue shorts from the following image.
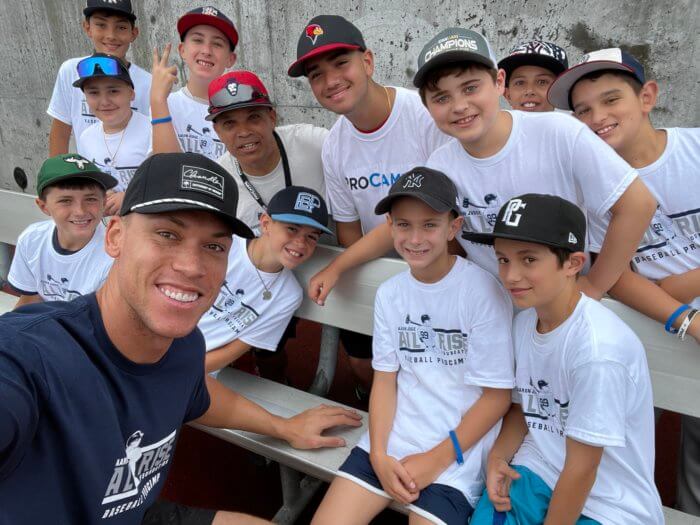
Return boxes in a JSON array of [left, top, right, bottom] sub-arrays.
[[337, 447, 472, 525], [470, 465, 601, 525]]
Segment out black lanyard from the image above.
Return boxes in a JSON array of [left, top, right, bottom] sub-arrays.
[[235, 131, 291, 211]]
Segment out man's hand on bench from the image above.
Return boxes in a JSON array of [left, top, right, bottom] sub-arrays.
[[277, 404, 363, 449]]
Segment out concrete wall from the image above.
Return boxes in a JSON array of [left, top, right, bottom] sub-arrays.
[[1, 0, 697, 192]]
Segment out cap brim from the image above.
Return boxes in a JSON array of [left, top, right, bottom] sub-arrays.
[[548, 61, 636, 110], [270, 213, 333, 235], [83, 7, 136, 21], [177, 14, 238, 48], [39, 171, 119, 195], [127, 201, 254, 239], [205, 100, 274, 121], [413, 50, 496, 88], [374, 192, 458, 216], [287, 43, 362, 77], [462, 230, 574, 250], [72, 74, 134, 89], [498, 54, 566, 82]]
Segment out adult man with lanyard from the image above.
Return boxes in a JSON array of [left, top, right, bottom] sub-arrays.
[[207, 70, 328, 237], [0, 152, 361, 525]]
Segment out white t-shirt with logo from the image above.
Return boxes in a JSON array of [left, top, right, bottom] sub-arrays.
[[197, 236, 302, 357], [354, 257, 514, 505], [77, 111, 152, 192], [511, 295, 663, 524], [167, 88, 227, 160], [7, 220, 113, 301], [323, 87, 450, 234], [427, 110, 638, 277], [591, 128, 700, 307], [47, 56, 151, 149], [217, 124, 328, 235]]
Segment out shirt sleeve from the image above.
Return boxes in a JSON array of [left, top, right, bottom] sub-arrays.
[[46, 60, 73, 125], [417, 100, 450, 158], [565, 361, 628, 448], [463, 275, 515, 389], [371, 287, 399, 372], [239, 283, 302, 351], [321, 136, 359, 223], [7, 233, 38, 294]]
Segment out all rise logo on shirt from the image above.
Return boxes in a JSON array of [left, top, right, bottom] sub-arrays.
[[518, 377, 569, 436], [397, 313, 468, 366], [634, 206, 700, 265], [179, 125, 225, 159], [208, 282, 260, 334], [41, 274, 81, 301]]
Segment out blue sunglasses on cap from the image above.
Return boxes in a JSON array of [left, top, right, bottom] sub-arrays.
[[73, 55, 133, 88]]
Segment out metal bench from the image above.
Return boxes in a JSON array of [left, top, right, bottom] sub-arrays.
[[0, 188, 698, 523]]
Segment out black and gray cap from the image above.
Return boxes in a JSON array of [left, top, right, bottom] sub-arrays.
[[119, 152, 254, 239], [462, 193, 586, 252], [413, 27, 498, 88], [498, 40, 568, 84], [267, 186, 333, 235], [375, 167, 461, 216], [84, 0, 135, 21]]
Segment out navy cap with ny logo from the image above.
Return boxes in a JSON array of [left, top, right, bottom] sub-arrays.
[[462, 193, 586, 251], [374, 166, 461, 216]]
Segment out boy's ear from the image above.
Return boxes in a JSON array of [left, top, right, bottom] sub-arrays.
[[258, 213, 272, 235], [104, 216, 125, 258], [225, 51, 237, 69], [447, 215, 464, 241], [639, 80, 659, 116], [565, 251, 587, 277], [361, 49, 375, 78], [82, 19, 92, 37], [130, 25, 139, 43], [495, 68, 506, 96], [35, 197, 50, 217], [268, 108, 278, 127]]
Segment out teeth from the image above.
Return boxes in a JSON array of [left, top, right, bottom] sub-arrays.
[[72, 219, 90, 225], [240, 143, 257, 150], [455, 115, 476, 124], [196, 60, 214, 67], [596, 124, 616, 135], [160, 287, 198, 303], [522, 102, 537, 108], [287, 249, 302, 257]]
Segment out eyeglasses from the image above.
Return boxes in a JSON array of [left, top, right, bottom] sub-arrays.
[[77, 56, 124, 78], [209, 81, 269, 110]]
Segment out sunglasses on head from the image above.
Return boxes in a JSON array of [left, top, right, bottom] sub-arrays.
[[77, 56, 125, 78], [209, 81, 269, 110]]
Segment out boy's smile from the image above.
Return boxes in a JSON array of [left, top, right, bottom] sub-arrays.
[[179, 25, 236, 82], [38, 186, 106, 251], [504, 65, 556, 112], [83, 13, 137, 59], [306, 50, 373, 116], [83, 77, 134, 132]]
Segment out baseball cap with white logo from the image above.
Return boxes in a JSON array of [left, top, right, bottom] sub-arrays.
[[374, 167, 461, 216], [548, 48, 646, 110], [462, 193, 586, 252], [119, 152, 254, 238], [413, 27, 498, 88], [266, 186, 333, 235]]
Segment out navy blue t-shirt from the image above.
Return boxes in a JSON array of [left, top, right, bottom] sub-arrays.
[[0, 294, 210, 524]]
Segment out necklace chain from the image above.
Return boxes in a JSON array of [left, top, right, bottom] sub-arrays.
[[102, 123, 127, 166], [251, 240, 282, 300]]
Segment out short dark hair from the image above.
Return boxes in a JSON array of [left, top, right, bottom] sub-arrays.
[[548, 246, 574, 269], [419, 62, 497, 104], [40, 179, 106, 201], [571, 70, 643, 109], [85, 9, 136, 28]]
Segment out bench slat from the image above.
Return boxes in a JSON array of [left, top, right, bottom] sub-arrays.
[[0, 190, 45, 246]]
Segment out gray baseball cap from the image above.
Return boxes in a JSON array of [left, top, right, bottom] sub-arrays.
[[413, 28, 498, 88]]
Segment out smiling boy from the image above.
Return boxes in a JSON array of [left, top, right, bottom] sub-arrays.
[[465, 194, 663, 525], [150, 6, 238, 160], [48, 0, 151, 155], [7, 154, 117, 308], [74, 53, 152, 216]]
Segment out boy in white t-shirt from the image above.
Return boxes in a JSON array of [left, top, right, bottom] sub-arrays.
[[8, 154, 117, 308], [74, 53, 151, 216], [207, 70, 327, 235], [198, 186, 332, 374], [550, 48, 700, 514], [465, 194, 663, 525], [47, 0, 151, 156], [150, 6, 238, 160], [312, 168, 514, 525], [288, 15, 450, 394], [497, 40, 568, 112]]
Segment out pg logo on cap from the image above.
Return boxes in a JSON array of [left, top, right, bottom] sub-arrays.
[[305, 24, 323, 44], [295, 192, 321, 213], [403, 173, 424, 188], [502, 198, 526, 227]]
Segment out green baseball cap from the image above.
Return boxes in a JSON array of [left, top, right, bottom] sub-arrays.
[[37, 154, 118, 196]]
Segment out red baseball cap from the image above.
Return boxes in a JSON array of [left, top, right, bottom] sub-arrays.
[[287, 15, 366, 78], [206, 71, 272, 121], [177, 6, 238, 50]]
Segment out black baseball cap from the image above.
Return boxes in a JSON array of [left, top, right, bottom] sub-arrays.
[[73, 53, 134, 89], [462, 194, 585, 252], [498, 41, 568, 85], [375, 167, 461, 216], [178, 6, 238, 50], [413, 28, 498, 88], [267, 186, 333, 235], [120, 152, 254, 238], [84, 0, 136, 22], [548, 48, 646, 110], [288, 15, 366, 78]]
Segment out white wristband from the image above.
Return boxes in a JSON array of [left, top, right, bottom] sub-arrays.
[[678, 309, 699, 341]]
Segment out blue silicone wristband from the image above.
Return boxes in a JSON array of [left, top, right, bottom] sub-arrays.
[[449, 430, 464, 465], [151, 116, 173, 125], [665, 304, 691, 334]]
